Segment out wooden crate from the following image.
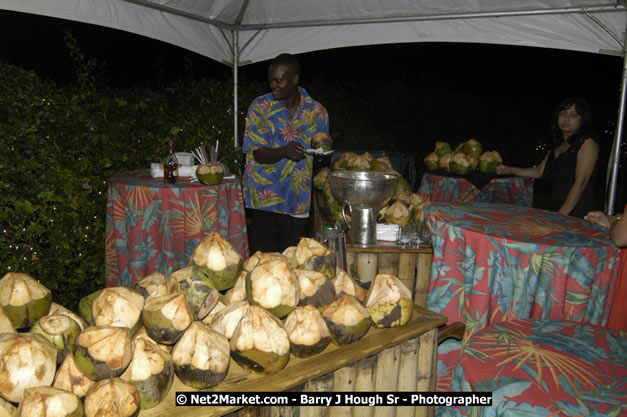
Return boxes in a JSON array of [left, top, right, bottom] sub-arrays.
[[140, 305, 445, 417], [346, 243, 433, 307]]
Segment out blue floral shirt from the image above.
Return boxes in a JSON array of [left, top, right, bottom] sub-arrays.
[[242, 87, 329, 215]]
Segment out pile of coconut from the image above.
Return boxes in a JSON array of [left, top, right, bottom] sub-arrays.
[[0, 232, 414, 416], [313, 153, 431, 226], [424, 138, 503, 174]]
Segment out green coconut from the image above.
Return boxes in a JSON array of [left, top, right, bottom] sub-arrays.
[[370, 156, 393, 172], [284, 305, 331, 358], [450, 152, 471, 175], [53, 353, 96, 398], [294, 269, 336, 308], [462, 138, 483, 158], [468, 155, 479, 170], [208, 300, 250, 339], [78, 289, 102, 325], [365, 274, 414, 328], [312, 132, 332, 151], [92, 287, 144, 336], [292, 237, 336, 280], [313, 167, 331, 190], [438, 152, 453, 171], [167, 266, 220, 320], [0, 272, 52, 330], [17, 386, 83, 417], [196, 163, 224, 185], [434, 141, 452, 156], [133, 271, 169, 301], [383, 200, 412, 226], [424, 152, 439, 170], [141, 292, 193, 345], [84, 378, 141, 417], [230, 305, 290, 374], [201, 294, 230, 327], [30, 313, 82, 364], [346, 152, 374, 170], [0, 305, 15, 334], [121, 337, 174, 410], [171, 321, 230, 389], [322, 295, 371, 346], [191, 231, 244, 291], [0, 333, 57, 403], [246, 257, 300, 319], [332, 269, 367, 303], [479, 150, 503, 173], [73, 326, 133, 381]]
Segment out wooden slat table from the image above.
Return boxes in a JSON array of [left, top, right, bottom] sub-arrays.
[[346, 241, 433, 307], [140, 305, 446, 417]]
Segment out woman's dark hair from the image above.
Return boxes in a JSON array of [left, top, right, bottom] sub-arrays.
[[549, 97, 595, 146]]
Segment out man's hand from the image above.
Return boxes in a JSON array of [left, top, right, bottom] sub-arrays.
[[281, 141, 306, 161]]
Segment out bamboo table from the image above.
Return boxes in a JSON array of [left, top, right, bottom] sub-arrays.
[[346, 241, 433, 307], [140, 305, 446, 417]]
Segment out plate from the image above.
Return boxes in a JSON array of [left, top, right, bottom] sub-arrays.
[[306, 148, 334, 156]]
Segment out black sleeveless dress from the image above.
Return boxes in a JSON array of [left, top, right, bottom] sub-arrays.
[[543, 136, 600, 218]]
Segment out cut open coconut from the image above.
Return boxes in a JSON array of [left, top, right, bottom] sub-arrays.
[[17, 386, 83, 417], [293, 269, 336, 308], [84, 378, 141, 417], [92, 287, 144, 335], [292, 237, 336, 279], [191, 231, 244, 291], [323, 295, 371, 346], [142, 292, 193, 345], [284, 305, 331, 358], [365, 274, 413, 328], [53, 353, 96, 398], [0, 272, 52, 330], [73, 326, 133, 381], [246, 257, 300, 319], [30, 313, 81, 364], [167, 266, 220, 320]]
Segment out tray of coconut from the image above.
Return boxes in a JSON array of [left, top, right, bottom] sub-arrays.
[[0, 232, 446, 417]]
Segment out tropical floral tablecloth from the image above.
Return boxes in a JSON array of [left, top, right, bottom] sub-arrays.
[[425, 202, 620, 392], [105, 169, 249, 287], [444, 319, 627, 417], [418, 173, 533, 207]]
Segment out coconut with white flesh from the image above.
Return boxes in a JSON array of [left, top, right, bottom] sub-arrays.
[[424, 151, 439, 170], [293, 237, 336, 280], [191, 231, 244, 291], [0, 272, 52, 330], [73, 325, 133, 381], [284, 305, 331, 358], [30, 314, 81, 364], [224, 270, 248, 303], [209, 300, 249, 339], [201, 294, 229, 327], [312, 132, 332, 151], [167, 266, 220, 320], [49, 302, 88, 331], [17, 386, 83, 417], [365, 274, 413, 328], [435, 141, 452, 156], [450, 152, 471, 175], [133, 327, 172, 353], [230, 305, 290, 374], [53, 353, 96, 398], [347, 152, 374, 170], [293, 269, 336, 308], [323, 295, 371, 346], [92, 287, 144, 336], [121, 338, 174, 410], [383, 200, 412, 226], [78, 289, 102, 325], [134, 271, 169, 301], [0, 333, 57, 403], [142, 292, 193, 345], [462, 138, 483, 159], [281, 246, 298, 268], [171, 321, 230, 389], [332, 270, 367, 302], [479, 150, 503, 173], [246, 257, 300, 319], [243, 251, 286, 272], [0, 305, 15, 334], [196, 163, 224, 185], [84, 378, 140, 417], [0, 397, 15, 417]]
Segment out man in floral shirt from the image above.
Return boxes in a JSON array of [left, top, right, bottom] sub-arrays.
[[242, 53, 331, 253]]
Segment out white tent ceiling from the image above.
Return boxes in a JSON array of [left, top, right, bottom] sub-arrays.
[[1, 0, 626, 210]]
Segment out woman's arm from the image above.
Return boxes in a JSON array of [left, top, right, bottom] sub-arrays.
[[496, 153, 548, 179], [557, 138, 599, 216]]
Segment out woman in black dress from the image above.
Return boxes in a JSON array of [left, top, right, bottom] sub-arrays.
[[496, 97, 600, 218]]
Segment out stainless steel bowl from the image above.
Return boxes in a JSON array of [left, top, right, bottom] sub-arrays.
[[329, 170, 399, 208]]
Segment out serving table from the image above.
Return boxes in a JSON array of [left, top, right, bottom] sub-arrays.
[[105, 169, 249, 287], [424, 202, 621, 391], [346, 241, 433, 307], [418, 171, 533, 207], [140, 305, 446, 417]]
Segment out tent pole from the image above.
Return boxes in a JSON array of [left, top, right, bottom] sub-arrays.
[[607, 33, 627, 215], [233, 30, 240, 149]]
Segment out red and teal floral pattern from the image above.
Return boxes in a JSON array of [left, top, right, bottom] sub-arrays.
[[419, 173, 533, 207], [425, 202, 620, 393], [442, 319, 626, 417], [105, 170, 249, 287]]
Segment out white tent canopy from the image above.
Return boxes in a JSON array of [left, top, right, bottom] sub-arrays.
[[1, 0, 626, 210]]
